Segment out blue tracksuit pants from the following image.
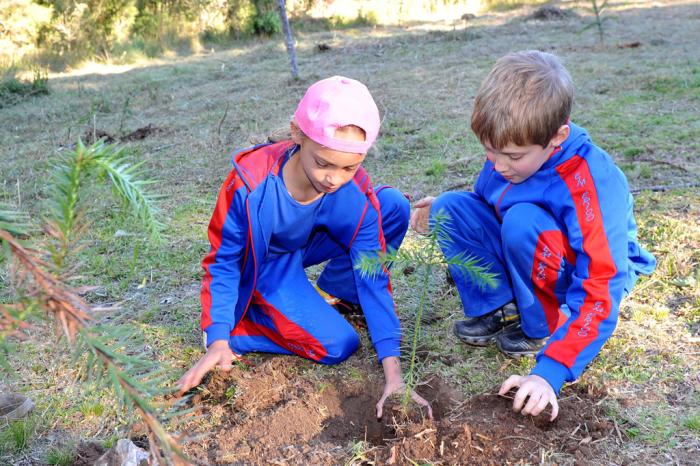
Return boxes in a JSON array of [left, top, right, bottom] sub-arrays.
[[229, 187, 409, 364], [431, 192, 577, 339]]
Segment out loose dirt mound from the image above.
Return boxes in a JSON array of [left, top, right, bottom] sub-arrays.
[[182, 355, 612, 465], [81, 124, 161, 145], [380, 391, 612, 465], [74, 441, 107, 466], [526, 5, 579, 21]]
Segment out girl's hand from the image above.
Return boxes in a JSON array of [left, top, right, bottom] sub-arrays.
[[375, 382, 434, 420], [409, 196, 435, 235], [498, 374, 559, 421], [176, 340, 235, 395], [376, 356, 433, 419]]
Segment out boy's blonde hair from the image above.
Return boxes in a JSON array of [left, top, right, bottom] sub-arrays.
[[471, 50, 574, 149]]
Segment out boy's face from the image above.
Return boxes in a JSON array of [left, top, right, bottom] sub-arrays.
[[483, 141, 555, 184], [483, 125, 571, 184]]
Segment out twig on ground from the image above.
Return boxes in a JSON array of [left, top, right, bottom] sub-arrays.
[[216, 102, 230, 142], [631, 182, 700, 193], [152, 143, 180, 152], [634, 157, 695, 174]]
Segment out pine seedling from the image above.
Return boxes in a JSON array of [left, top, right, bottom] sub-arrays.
[[582, 0, 610, 44], [0, 205, 28, 239], [358, 211, 498, 414]]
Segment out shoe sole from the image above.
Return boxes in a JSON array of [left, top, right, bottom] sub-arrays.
[[454, 321, 521, 347], [495, 340, 540, 358], [453, 330, 501, 347]]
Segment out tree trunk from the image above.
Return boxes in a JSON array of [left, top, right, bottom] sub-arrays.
[[277, 0, 299, 79]]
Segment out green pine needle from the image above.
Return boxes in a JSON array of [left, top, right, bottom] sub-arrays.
[[48, 139, 164, 253], [0, 206, 29, 238]]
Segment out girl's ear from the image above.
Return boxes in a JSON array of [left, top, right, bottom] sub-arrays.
[[551, 124, 570, 147], [290, 121, 304, 145]]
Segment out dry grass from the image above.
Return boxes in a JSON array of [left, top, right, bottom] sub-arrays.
[[1, 0, 699, 464]]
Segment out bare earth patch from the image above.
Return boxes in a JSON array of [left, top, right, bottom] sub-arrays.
[[180, 355, 614, 465]]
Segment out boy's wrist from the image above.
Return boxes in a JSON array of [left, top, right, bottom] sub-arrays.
[[530, 356, 570, 395]]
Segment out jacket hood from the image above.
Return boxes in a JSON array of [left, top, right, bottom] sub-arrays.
[[540, 122, 591, 171]]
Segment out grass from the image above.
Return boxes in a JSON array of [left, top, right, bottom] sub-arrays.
[[0, 0, 699, 464], [0, 68, 49, 109], [45, 445, 76, 466], [0, 416, 39, 455]]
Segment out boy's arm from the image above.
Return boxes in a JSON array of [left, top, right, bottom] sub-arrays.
[[532, 157, 630, 394], [200, 170, 247, 346]]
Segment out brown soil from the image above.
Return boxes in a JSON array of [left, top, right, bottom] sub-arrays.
[[74, 441, 107, 466], [122, 123, 161, 142], [81, 124, 161, 145], [182, 355, 612, 465]]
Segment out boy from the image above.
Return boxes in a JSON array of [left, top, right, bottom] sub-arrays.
[[411, 51, 655, 420]]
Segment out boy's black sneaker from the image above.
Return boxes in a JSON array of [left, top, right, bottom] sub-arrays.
[[495, 324, 546, 358], [453, 303, 519, 346]]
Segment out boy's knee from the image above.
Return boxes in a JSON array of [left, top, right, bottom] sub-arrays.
[[501, 203, 551, 248], [321, 327, 359, 364], [431, 191, 462, 220]]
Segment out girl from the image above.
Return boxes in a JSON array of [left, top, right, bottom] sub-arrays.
[[177, 76, 432, 418]]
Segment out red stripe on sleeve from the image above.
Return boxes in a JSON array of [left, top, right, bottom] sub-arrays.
[[544, 156, 617, 367], [200, 169, 245, 330]]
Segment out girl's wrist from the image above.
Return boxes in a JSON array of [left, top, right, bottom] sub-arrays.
[[381, 356, 403, 383]]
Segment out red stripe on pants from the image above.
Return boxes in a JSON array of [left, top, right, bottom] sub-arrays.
[[231, 291, 329, 362], [530, 230, 576, 334]]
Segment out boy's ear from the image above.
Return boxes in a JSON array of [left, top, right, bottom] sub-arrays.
[[290, 121, 304, 145], [551, 124, 570, 147]]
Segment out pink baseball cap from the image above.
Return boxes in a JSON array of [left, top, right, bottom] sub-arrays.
[[293, 76, 380, 154]]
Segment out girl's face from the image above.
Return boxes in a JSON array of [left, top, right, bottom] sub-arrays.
[[291, 125, 366, 194]]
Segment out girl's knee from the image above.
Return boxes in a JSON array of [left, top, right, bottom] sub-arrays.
[[377, 187, 410, 226], [321, 328, 359, 364]]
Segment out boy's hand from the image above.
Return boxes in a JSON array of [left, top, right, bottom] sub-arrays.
[[410, 196, 435, 235], [376, 356, 433, 419], [176, 339, 235, 395], [499, 374, 559, 421]]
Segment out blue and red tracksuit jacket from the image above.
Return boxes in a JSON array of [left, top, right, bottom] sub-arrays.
[[475, 122, 656, 391], [200, 141, 401, 360]]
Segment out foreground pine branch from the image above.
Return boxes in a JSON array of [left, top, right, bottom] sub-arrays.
[[48, 139, 163, 268], [0, 228, 189, 464]]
